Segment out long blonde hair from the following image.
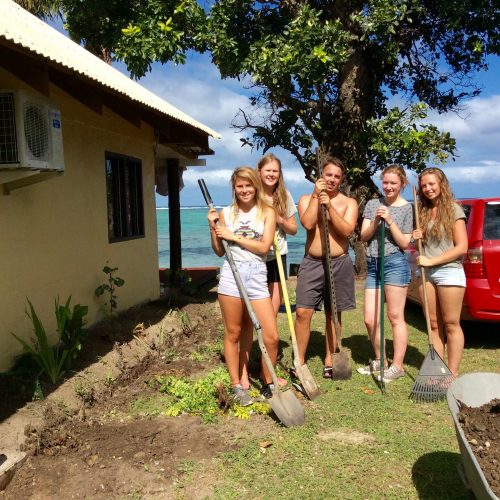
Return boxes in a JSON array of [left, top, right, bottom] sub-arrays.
[[257, 153, 288, 218], [417, 167, 456, 241], [230, 167, 268, 222]]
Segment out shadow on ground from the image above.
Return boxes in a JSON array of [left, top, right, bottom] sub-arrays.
[[412, 451, 472, 499]]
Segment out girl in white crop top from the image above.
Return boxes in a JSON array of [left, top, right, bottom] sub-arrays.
[[207, 167, 281, 404]]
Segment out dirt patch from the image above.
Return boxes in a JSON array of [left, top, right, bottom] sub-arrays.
[[317, 429, 376, 445], [458, 398, 500, 496], [5, 415, 248, 499], [0, 286, 258, 499]]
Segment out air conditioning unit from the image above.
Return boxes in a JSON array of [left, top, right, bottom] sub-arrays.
[[0, 89, 65, 172]]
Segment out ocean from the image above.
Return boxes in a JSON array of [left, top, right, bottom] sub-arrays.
[[157, 207, 309, 268]]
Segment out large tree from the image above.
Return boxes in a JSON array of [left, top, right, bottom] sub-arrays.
[[17, 0, 499, 267], [24, 0, 499, 188]]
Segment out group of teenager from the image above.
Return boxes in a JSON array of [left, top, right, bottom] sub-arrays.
[[207, 154, 468, 406]]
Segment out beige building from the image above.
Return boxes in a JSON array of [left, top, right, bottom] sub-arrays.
[[0, 0, 220, 371]]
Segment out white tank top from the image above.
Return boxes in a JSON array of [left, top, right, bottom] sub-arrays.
[[223, 205, 265, 263]]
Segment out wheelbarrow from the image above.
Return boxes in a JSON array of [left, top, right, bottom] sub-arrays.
[[447, 372, 500, 500]]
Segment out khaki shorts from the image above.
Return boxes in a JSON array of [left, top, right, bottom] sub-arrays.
[[296, 254, 356, 312]]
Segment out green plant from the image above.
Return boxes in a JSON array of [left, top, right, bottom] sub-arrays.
[[179, 311, 192, 334], [95, 265, 125, 314], [103, 372, 115, 387], [55, 296, 88, 367], [32, 378, 44, 401], [153, 368, 269, 423], [11, 299, 69, 384], [74, 381, 96, 407]]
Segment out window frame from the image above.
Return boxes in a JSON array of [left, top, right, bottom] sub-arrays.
[[105, 151, 145, 243]]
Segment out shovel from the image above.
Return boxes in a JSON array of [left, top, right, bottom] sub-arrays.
[[378, 222, 386, 394], [274, 236, 320, 400], [317, 152, 352, 380], [198, 179, 305, 427]]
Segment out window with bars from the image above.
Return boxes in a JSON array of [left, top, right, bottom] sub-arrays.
[[105, 152, 144, 242]]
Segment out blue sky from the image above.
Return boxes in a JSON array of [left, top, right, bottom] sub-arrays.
[[131, 53, 500, 207]]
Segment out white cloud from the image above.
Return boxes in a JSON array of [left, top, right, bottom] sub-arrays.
[[427, 95, 500, 148], [441, 163, 500, 184], [123, 54, 500, 204]]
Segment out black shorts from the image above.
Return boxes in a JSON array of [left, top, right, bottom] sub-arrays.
[[266, 254, 287, 283]]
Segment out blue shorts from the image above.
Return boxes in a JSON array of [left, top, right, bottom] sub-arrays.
[[424, 265, 466, 287], [365, 251, 410, 288], [218, 260, 270, 299]]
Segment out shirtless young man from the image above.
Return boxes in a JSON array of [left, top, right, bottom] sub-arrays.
[[294, 157, 358, 378]]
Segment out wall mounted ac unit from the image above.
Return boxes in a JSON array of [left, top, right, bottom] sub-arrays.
[[0, 89, 65, 172]]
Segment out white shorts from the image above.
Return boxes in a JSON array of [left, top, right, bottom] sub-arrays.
[[218, 260, 270, 300], [425, 265, 466, 287]]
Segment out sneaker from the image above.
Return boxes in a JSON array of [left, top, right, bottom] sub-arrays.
[[231, 384, 253, 406], [357, 359, 381, 375], [377, 365, 405, 383]]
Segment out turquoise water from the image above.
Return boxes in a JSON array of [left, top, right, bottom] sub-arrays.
[[157, 207, 308, 268]]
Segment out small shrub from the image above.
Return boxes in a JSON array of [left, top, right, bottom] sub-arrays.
[[55, 296, 88, 368], [95, 265, 125, 314], [12, 299, 69, 384], [153, 368, 270, 423]]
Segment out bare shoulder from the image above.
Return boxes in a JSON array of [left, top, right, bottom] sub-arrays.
[[298, 193, 312, 211], [338, 193, 358, 208], [298, 193, 312, 205]]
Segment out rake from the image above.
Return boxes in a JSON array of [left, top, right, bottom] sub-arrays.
[[410, 185, 455, 403]]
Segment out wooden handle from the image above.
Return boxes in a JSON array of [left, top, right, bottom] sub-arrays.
[[412, 185, 434, 346]]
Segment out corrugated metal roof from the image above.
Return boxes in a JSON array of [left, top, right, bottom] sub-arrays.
[[0, 0, 221, 139]]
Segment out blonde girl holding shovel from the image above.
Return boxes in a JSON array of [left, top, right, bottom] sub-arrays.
[[359, 165, 413, 383], [257, 153, 298, 316], [208, 167, 280, 405]]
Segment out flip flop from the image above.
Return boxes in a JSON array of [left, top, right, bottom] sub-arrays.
[[323, 366, 333, 379]]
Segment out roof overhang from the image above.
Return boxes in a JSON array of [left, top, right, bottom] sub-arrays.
[[0, 0, 220, 157]]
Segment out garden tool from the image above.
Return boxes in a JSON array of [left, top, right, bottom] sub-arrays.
[[410, 185, 454, 402], [274, 236, 320, 400], [198, 179, 305, 427], [316, 152, 352, 380], [379, 222, 386, 394]]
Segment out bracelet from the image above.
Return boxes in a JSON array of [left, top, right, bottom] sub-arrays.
[[387, 220, 393, 227]]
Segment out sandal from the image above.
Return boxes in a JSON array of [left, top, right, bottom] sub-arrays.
[[260, 383, 274, 399], [323, 366, 333, 379], [289, 367, 298, 379]]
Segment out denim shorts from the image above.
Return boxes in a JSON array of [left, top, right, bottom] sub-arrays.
[[218, 260, 270, 299], [424, 265, 466, 287], [365, 251, 410, 288]]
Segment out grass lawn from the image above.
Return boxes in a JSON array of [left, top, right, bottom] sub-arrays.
[[180, 286, 499, 499]]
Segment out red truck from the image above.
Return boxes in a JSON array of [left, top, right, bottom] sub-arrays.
[[406, 197, 500, 322]]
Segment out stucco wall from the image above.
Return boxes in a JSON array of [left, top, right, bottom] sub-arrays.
[[0, 69, 160, 371]]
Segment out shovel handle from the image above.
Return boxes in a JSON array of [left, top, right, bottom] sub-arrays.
[[413, 185, 434, 350], [274, 236, 300, 362], [316, 150, 341, 351]]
